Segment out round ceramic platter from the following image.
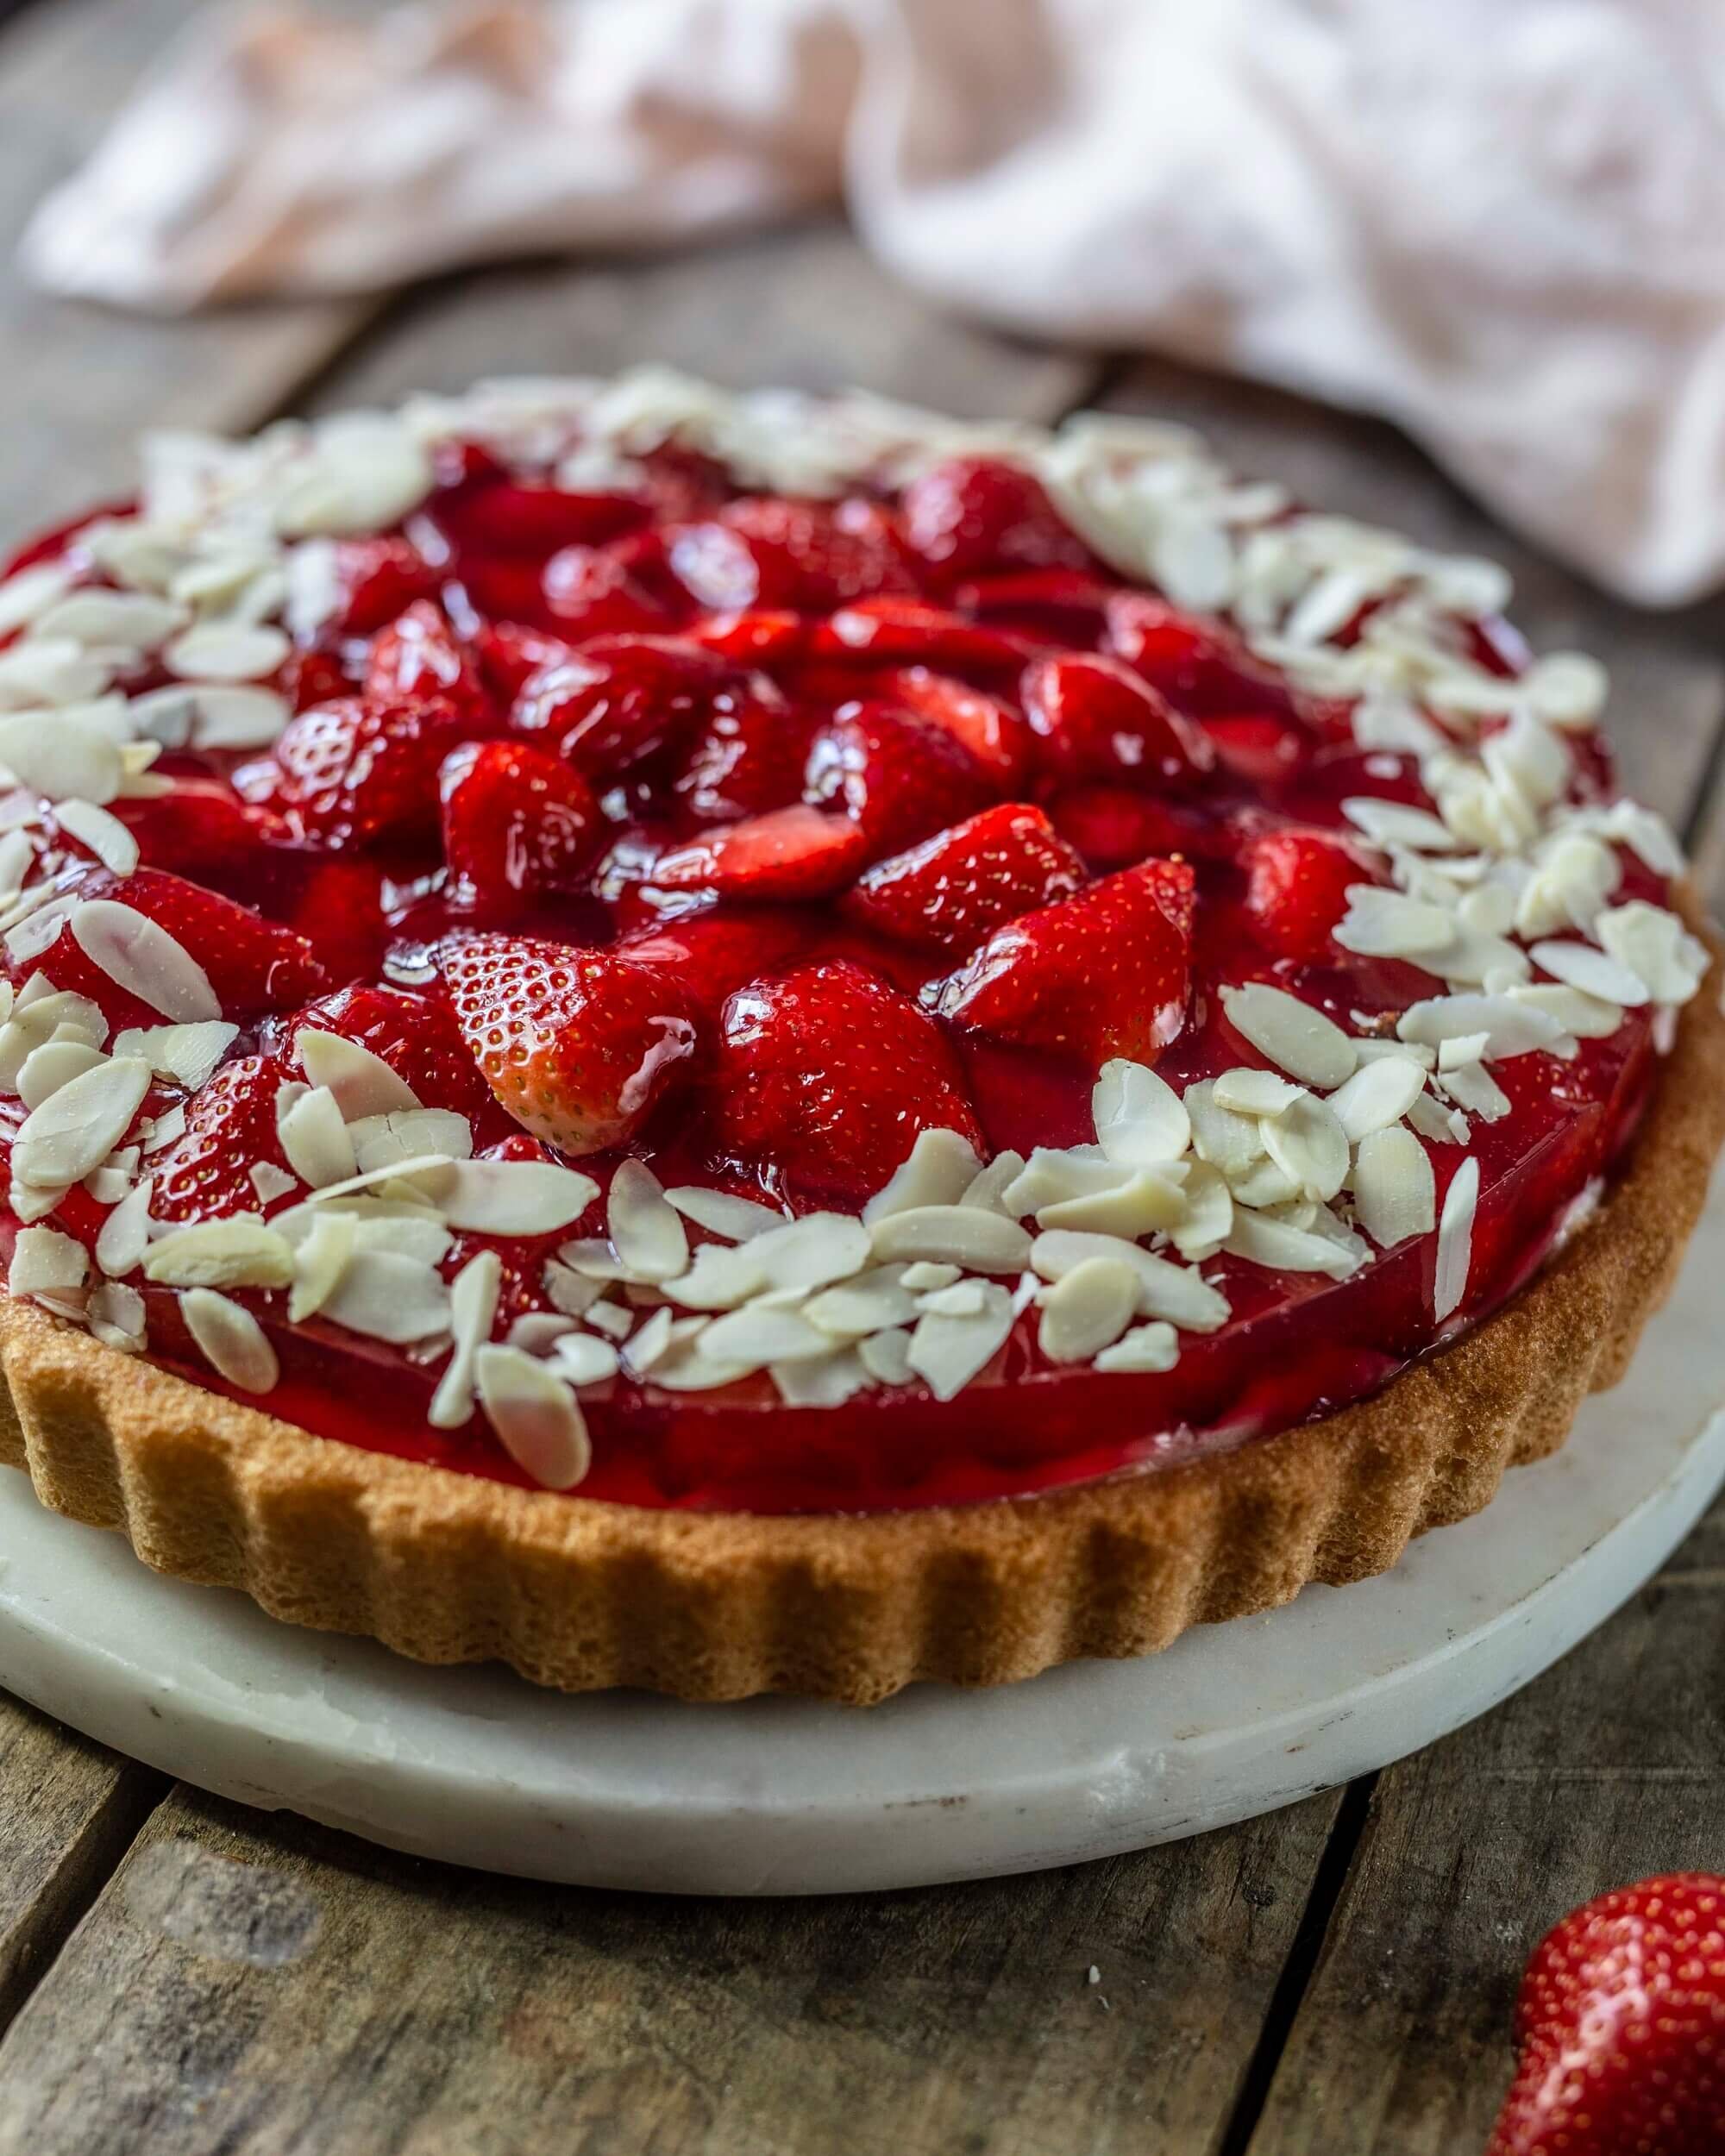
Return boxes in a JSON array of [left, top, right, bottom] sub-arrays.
[[2, 1161, 1722, 1896]]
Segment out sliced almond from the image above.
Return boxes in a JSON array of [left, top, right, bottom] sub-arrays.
[[1221, 984, 1356, 1089], [287, 1210, 358, 1323], [180, 1288, 279, 1394], [1037, 1167, 1189, 1238], [1036, 1257, 1138, 1364], [804, 1268, 918, 1340], [475, 1344, 590, 1490], [1091, 1059, 1191, 1168], [111, 1020, 238, 1092], [163, 622, 291, 684], [1434, 1156, 1480, 1321], [858, 1327, 914, 1386], [1261, 1092, 1349, 1204], [663, 1187, 787, 1242], [70, 901, 219, 1022], [277, 1086, 358, 1190], [906, 1280, 1016, 1402], [1030, 1229, 1230, 1332], [12, 1056, 151, 1189], [426, 1157, 599, 1237], [1325, 1056, 1427, 1142], [16, 1038, 108, 1112], [346, 1108, 474, 1173], [55, 798, 141, 877], [1094, 1320, 1181, 1375], [1397, 993, 1566, 1061], [429, 1249, 502, 1430], [1169, 1162, 1233, 1263], [1352, 1125, 1437, 1250], [321, 1250, 452, 1344], [868, 1206, 1032, 1275], [295, 1028, 420, 1116], [607, 1158, 688, 1282], [551, 1332, 623, 1388], [771, 1349, 874, 1407], [144, 1219, 294, 1290], [1211, 1068, 1306, 1119], [9, 1224, 88, 1298], [1224, 1211, 1364, 1279], [862, 1127, 982, 1223], [1183, 1080, 1264, 1179]]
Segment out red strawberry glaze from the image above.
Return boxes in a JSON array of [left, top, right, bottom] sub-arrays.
[[0, 448, 1672, 1515]]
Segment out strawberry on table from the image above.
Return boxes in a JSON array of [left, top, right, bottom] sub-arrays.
[[442, 934, 699, 1155], [1239, 826, 1371, 963], [439, 739, 604, 910], [803, 702, 998, 860], [1488, 1872, 1725, 2156], [669, 684, 812, 823], [1022, 652, 1215, 790], [928, 856, 1195, 1065], [844, 802, 1086, 956], [710, 959, 983, 1207]]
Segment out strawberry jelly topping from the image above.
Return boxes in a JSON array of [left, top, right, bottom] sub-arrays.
[[0, 424, 1682, 1513]]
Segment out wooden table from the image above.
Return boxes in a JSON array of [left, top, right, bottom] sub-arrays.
[[1, 4, 1723, 2149]]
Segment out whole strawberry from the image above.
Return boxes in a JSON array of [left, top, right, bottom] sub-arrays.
[[1488, 1872, 1725, 2156]]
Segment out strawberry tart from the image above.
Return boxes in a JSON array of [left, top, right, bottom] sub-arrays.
[[0, 373, 1718, 1702]]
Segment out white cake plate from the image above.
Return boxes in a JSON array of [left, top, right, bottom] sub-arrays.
[[3, 1163, 1722, 1896]]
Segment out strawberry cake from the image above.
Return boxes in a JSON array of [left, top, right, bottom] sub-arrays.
[[0, 372, 1718, 1702]]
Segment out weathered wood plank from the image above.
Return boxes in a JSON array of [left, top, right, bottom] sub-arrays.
[[1103, 357, 1725, 836], [309, 221, 1096, 423], [0, 1701, 162, 2038], [0, 1782, 1341, 2156], [0, 0, 380, 532], [1242, 1522, 1725, 2153]]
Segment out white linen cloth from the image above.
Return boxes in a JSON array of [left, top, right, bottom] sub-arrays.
[[22, 0, 1725, 605]]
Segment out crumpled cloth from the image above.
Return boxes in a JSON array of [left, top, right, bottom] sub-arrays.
[[22, 0, 1725, 605]]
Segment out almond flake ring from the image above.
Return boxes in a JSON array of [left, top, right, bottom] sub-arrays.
[[1, 930, 1722, 1706]]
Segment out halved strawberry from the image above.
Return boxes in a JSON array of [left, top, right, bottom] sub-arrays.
[[812, 599, 1038, 678], [442, 934, 699, 1156], [683, 610, 808, 665], [149, 1053, 293, 1224], [29, 868, 327, 1023], [928, 857, 1195, 1065], [844, 803, 1085, 956], [439, 739, 603, 909], [323, 536, 439, 638], [473, 622, 580, 704], [649, 805, 868, 902], [364, 600, 492, 724], [511, 636, 742, 782], [666, 497, 916, 613], [1044, 784, 1233, 872], [869, 667, 1032, 789], [1022, 653, 1214, 790], [669, 686, 810, 823], [1239, 826, 1369, 963], [238, 692, 480, 849], [115, 781, 285, 881], [1489, 1873, 1725, 2156], [617, 908, 813, 1016], [1106, 592, 1295, 718], [285, 981, 490, 1119], [434, 480, 649, 560], [803, 702, 998, 860], [281, 647, 354, 714], [541, 545, 669, 639], [710, 959, 983, 1207], [899, 457, 1093, 584]]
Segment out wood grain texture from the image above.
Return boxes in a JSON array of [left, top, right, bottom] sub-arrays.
[[0, 0, 380, 535], [1242, 1512, 1725, 2154], [1103, 357, 1725, 834], [0, 1700, 162, 2037], [0, 1783, 1340, 2156]]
